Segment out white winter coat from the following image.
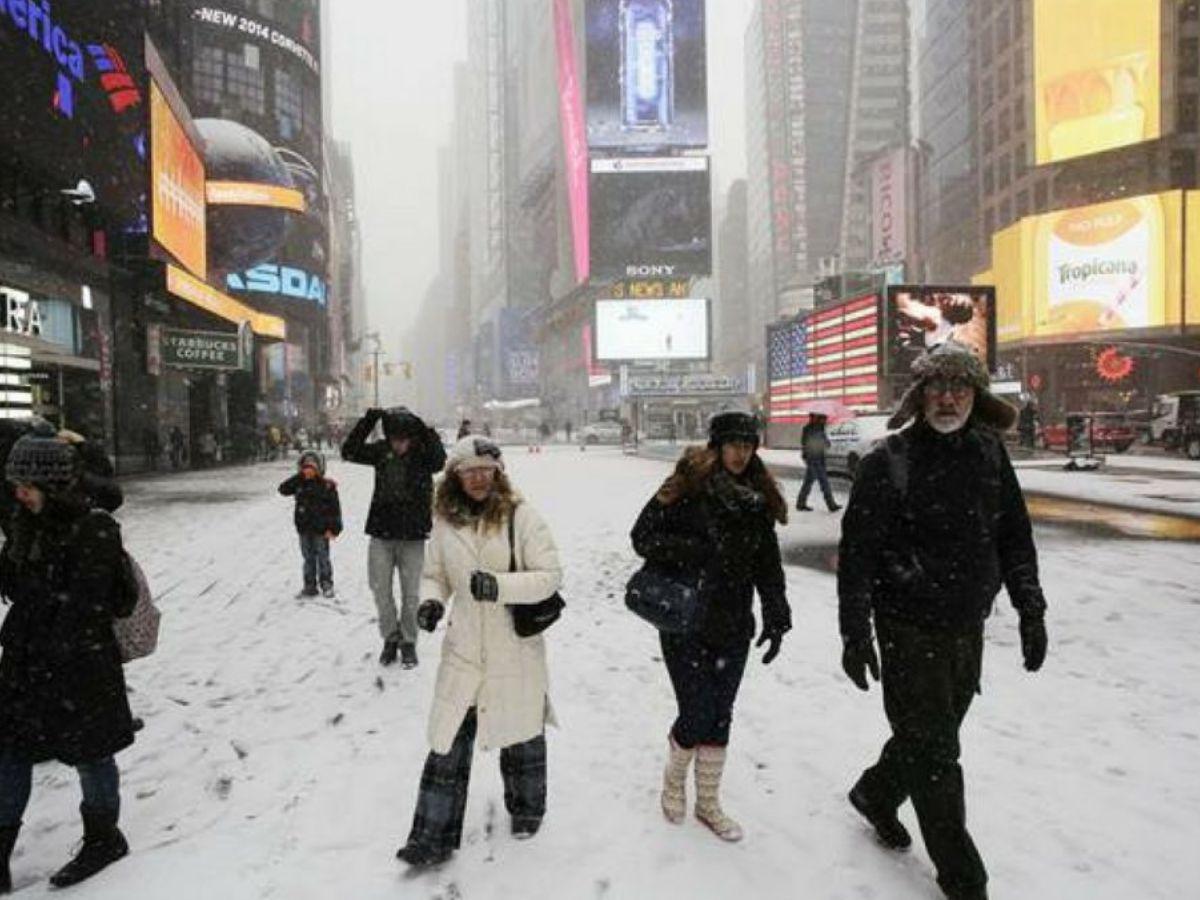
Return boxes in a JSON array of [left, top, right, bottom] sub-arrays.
[[421, 501, 562, 754]]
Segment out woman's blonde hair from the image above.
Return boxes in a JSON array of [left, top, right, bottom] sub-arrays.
[[434, 467, 520, 532]]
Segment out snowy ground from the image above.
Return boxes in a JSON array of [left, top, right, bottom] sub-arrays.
[[6, 446, 1200, 899]]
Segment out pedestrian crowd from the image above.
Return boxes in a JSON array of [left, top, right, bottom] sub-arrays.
[[0, 340, 1045, 900]]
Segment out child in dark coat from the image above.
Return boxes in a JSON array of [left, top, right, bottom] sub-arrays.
[[279, 450, 343, 597]]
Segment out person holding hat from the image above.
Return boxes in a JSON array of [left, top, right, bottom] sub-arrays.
[[630, 412, 791, 843], [342, 407, 447, 668], [278, 450, 343, 599], [0, 434, 137, 891], [837, 341, 1048, 900], [394, 436, 562, 869]]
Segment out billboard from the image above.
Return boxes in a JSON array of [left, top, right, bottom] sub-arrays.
[[871, 147, 908, 265], [767, 295, 881, 423], [554, 0, 590, 283], [589, 157, 712, 279], [886, 286, 995, 378], [594, 298, 709, 362], [585, 0, 708, 150], [499, 308, 540, 398], [151, 80, 207, 279], [1034, 0, 1161, 165]]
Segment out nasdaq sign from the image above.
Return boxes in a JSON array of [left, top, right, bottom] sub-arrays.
[[227, 265, 327, 308]]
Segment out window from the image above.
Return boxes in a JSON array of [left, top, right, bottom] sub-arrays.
[[981, 74, 994, 110], [984, 163, 996, 195], [193, 44, 224, 106], [997, 152, 1011, 189], [1016, 189, 1030, 218], [983, 119, 995, 154], [1015, 142, 1027, 176], [275, 68, 303, 141], [1035, 179, 1050, 209], [998, 108, 1011, 143], [1014, 98, 1026, 133], [999, 197, 1012, 226], [1180, 94, 1199, 133], [226, 45, 265, 116], [1182, 39, 1200, 76]]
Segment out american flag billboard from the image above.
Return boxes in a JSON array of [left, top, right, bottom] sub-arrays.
[[767, 294, 882, 424]]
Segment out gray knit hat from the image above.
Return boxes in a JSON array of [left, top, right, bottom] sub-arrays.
[[298, 449, 326, 476], [888, 341, 1017, 432], [5, 434, 82, 490]]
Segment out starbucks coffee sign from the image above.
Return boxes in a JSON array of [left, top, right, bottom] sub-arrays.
[[161, 328, 241, 370]]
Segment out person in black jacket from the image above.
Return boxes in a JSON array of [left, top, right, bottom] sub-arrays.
[[631, 412, 791, 844], [279, 450, 343, 599], [796, 412, 840, 512], [342, 407, 447, 668], [837, 342, 1048, 900], [0, 434, 136, 892]]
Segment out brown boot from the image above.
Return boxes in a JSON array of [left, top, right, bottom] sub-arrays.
[[693, 745, 743, 842], [660, 735, 694, 824]]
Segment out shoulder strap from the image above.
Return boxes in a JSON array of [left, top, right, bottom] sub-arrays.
[[883, 434, 909, 501], [507, 506, 518, 573]]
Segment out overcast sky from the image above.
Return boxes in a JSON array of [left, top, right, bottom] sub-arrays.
[[328, 0, 753, 353]]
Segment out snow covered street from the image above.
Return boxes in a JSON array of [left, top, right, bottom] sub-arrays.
[[7, 446, 1200, 899]]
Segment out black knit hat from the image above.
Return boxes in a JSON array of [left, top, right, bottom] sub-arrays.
[[5, 434, 82, 490], [382, 407, 424, 440], [708, 412, 761, 448]]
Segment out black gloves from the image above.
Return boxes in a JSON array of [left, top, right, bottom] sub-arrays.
[[469, 571, 499, 602], [1019, 615, 1047, 672], [417, 600, 444, 633], [756, 624, 788, 665], [842, 636, 880, 691]]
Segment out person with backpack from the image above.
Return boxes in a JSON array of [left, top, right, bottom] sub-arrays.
[[394, 436, 562, 869], [0, 432, 137, 891], [837, 341, 1049, 900], [630, 412, 791, 843], [796, 412, 840, 512], [278, 450, 343, 599], [342, 407, 447, 668]]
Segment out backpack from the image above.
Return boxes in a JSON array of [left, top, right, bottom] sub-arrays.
[[112, 551, 160, 663]]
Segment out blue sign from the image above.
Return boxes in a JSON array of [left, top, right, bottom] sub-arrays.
[[227, 264, 327, 307], [0, 0, 85, 117]]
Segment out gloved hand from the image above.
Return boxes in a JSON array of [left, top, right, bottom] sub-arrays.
[[841, 636, 880, 691], [417, 600, 445, 632], [1019, 615, 1047, 672], [756, 625, 788, 665], [366, 408, 384, 422], [469, 570, 499, 602]]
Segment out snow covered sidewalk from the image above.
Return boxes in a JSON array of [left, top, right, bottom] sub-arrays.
[[5, 447, 1199, 898]]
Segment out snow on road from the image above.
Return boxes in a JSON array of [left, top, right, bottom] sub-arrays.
[[7, 446, 1199, 899]]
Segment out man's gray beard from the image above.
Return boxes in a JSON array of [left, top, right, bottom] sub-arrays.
[[928, 411, 970, 434]]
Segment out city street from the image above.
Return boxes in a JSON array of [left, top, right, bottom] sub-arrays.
[[7, 447, 1199, 899]]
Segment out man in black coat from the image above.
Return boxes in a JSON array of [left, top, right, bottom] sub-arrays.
[[796, 412, 840, 512], [342, 407, 446, 667], [0, 434, 135, 890], [837, 342, 1048, 900]]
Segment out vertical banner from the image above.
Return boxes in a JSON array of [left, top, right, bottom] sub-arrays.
[[871, 147, 908, 265], [554, 0, 590, 284]]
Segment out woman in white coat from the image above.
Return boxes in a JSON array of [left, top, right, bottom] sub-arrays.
[[395, 436, 563, 869]]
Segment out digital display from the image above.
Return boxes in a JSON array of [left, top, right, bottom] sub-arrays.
[[151, 80, 207, 279], [594, 298, 709, 361], [886, 286, 995, 377]]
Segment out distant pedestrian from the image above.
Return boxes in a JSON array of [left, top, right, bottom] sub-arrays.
[[838, 342, 1048, 900], [564, 420, 573, 443], [796, 413, 840, 512], [456, 419, 472, 440], [631, 412, 791, 843], [279, 450, 343, 599], [1018, 399, 1039, 450], [0, 433, 137, 890], [395, 436, 563, 869], [342, 407, 447, 668], [168, 426, 185, 469]]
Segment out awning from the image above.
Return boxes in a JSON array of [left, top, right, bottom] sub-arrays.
[[166, 264, 286, 340], [483, 398, 541, 411]]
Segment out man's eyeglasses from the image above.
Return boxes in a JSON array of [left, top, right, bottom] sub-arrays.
[[923, 378, 973, 398]]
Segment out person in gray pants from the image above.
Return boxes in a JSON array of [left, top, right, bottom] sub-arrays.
[[342, 407, 447, 667]]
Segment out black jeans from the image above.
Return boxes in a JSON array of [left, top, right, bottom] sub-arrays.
[[0, 750, 120, 827], [660, 632, 750, 748], [854, 617, 987, 895], [298, 532, 333, 590], [798, 456, 837, 509]]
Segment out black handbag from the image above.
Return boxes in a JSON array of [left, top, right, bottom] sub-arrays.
[[624, 565, 703, 634], [507, 509, 565, 637]]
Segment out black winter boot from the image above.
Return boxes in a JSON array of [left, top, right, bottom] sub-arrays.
[[49, 806, 128, 888], [1, 823, 19, 894], [849, 785, 912, 850], [379, 637, 399, 666]]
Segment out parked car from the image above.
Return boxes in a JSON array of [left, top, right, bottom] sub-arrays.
[[1151, 391, 1200, 450], [579, 420, 624, 446], [825, 414, 897, 479], [1040, 413, 1138, 454]]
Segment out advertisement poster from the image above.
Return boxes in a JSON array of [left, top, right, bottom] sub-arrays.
[[886, 285, 994, 376], [871, 147, 908, 265], [595, 298, 709, 361], [1032, 193, 1180, 336], [151, 80, 207, 279], [586, 0, 708, 150], [553, 0, 590, 283], [1034, 0, 1161, 164], [589, 157, 712, 279]]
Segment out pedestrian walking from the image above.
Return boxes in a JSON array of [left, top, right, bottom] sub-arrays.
[[456, 419, 472, 440], [395, 436, 562, 869], [1018, 399, 1039, 450], [837, 342, 1048, 900], [168, 426, 186, 470], [0, 433, 137, 891], [278, 450, 343, 599], [630, 412, 791, 843], [796, 412, 841, 512], [342, 407, 447, 668], [563, 419, 573, 444]]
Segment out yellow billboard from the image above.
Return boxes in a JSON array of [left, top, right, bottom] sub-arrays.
[[1034, 0, 1161, 165], [1187, 193, 1200, 329], [151, 81, 207, 279]]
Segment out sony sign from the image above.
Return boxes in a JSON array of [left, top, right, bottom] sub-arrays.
[[625, 264, 677, 278], [1, 286, 44, 337], [227, 265, 327, 307]]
